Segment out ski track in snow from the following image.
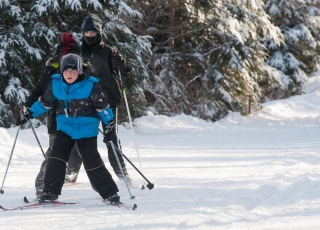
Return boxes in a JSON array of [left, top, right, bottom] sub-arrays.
[[1, 77, 320, 229]]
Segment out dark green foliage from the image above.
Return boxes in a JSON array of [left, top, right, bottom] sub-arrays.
[[1, 0, 320, 127], [131, 0, 319, 121], [0, 0, 150, 127]]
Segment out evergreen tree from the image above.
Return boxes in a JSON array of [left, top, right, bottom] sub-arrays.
[[2, 0, 320, 126], [264, 0, 320, 98], [129, 0, 287, 120], [0, 0, 151, 127], [0, 0, 38, 127]]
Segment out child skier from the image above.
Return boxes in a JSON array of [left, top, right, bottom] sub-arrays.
[[16, 32, 88, 198], [19, 53, 120, 203]]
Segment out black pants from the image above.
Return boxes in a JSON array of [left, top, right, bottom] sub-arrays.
[[103, 107, 127, 176], [35, 134, 82, 191], [43, 131, 118, 199]]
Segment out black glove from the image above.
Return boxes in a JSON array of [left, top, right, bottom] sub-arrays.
[[15, 114, 27, 126], [112, 51, 124, 68], [104, 121, 115, 135], [15, 107, 33, 126]]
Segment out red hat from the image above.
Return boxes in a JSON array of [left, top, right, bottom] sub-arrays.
[[54, 32, 80, 59]]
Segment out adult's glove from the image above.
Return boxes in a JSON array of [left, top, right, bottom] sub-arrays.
[[104, 121, 115, 135], [45, 57, 53, 66], [111, 51, 124, 69], [15, 107, 33, 126]]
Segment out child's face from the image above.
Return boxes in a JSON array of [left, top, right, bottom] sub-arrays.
[[63, 69, 79, 84]]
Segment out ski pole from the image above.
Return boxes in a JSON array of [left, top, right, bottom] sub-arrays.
[[109, 141, 135, 199], [116, 70, 144, 174], [112, 143, 154, 190], [98, 128, 150, 190], [27, 119, 45, 158], [121, 87, 144, 172], [0, 126, 21, 194], [114, 107, 124, 152]]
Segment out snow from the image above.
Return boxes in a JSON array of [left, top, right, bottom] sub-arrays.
[[1, 77, 320, 229]]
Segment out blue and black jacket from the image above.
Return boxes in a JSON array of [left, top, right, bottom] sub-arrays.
[[24, 59, 94, 134], [30, 74, 113, 139]]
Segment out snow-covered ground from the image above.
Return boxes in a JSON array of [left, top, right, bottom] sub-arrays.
[[1, 76, 320, 230]]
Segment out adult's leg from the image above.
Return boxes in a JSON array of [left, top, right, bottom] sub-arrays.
[[102, 107, 128, 177], [43, 131, 75, 196], [76, 136, 118, 199], [35, 133, 56, 197], [65, 143, 82, 182]]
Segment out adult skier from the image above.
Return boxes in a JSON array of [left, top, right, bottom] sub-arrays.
[[80, 14, 132, 183]]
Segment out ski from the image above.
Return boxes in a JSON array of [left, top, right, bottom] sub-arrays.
[[26, 196, 137, 211], [24, 196, 137, 210], [0, 197, 77, 211], [23, 196, 39, 203], [23, 196, 77, 205], [104, 200, 137, 211], [0, 197, 137, 211], [0, 202, 74, 211], [63, 182, 82, 187], [118, 179, 145, 190]]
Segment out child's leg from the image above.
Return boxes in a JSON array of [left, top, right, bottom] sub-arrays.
[[76, 136, 119, 199], [43, 131, 75, 195], [65, 143, 82, 182], [35, 133, 56, 197]]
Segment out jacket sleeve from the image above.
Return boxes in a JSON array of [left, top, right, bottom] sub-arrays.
[[30, 80, 57, 117], [90, 82, 114, 124], [24, 65, 56, 108]]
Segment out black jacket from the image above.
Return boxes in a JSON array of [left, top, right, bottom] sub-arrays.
[[81, 38, 131, 107], [24, 61, 93, 134], [24, 65, 58, 134]]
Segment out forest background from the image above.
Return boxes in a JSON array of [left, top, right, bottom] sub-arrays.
[[1, 0, 319, 127]]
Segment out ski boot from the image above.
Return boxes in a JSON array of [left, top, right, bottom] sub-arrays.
[[64, 171, 78, 184], [39, 191, 58, 203], [106, 193, 121, 204], [115, 168, 132, 185]]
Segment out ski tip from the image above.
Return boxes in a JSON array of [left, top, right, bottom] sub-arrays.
[[0, 205, 5, 210], [132, 204, 137, 210], [23, 196, 30, 203]]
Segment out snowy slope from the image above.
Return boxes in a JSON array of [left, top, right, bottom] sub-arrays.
[[1, 76, 320, 229]]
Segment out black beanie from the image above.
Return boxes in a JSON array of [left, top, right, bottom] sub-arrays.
[[60, 54, 83, 75], [81, 14, 102, 34]]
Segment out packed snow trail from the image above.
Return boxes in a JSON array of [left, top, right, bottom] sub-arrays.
[[1, 77, 320, 229]]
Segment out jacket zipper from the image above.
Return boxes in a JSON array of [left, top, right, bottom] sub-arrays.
[[64, 85, 70, 118]]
